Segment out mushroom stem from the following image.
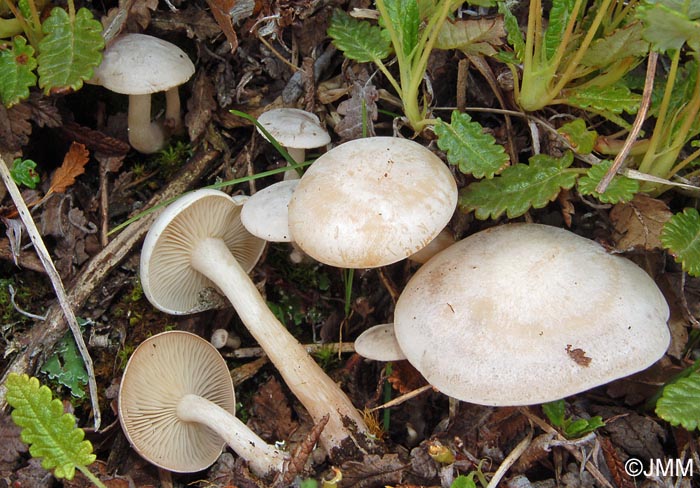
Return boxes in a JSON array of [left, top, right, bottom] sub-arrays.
[[283, 148, 305, 180], [190, 237, 368, 452], [176, 393, 288, 476], [164, 87, 184, 135], [128, 94, 168, 154]]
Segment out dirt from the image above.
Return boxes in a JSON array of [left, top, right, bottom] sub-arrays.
[[0, 0, 698, 487]]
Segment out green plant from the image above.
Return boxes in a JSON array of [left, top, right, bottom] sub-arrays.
[[0, 0, 104, 107], [542, 399, 605, 438], [655, 361, 700, 430], [500, 0, 647, 122], [40, 325, 89, 399], [5, 373, 107, 488], [10, 157, 40, 188], [328, 0, 503, 132]]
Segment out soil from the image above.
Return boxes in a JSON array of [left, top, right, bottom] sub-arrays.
[[0, 1, 698, 487]]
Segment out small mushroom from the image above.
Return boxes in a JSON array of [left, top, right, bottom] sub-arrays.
[[240, 179, 298, 242], [118, 330, 288, 475], [354, 323, 406, 362], [393, 223, 670, 406], [288, 137, 458, 268], [88, 33, 195, 153], [257, 108, 331, 178], [140, 188, 368, 453], [210, 328, 242, 349]]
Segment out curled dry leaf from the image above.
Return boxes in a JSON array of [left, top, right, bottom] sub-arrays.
[[204, 0, 240, 52], [248, 376, 298, 443], [610, 193, 672, 251], [47, 142, 90, 196]]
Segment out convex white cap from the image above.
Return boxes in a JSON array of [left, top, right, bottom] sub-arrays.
[[91, 33, 195, 95], [241, 180, 298, 242], [394, 223, 671, 406], [256, 108, 331, 152], [288, 137, 457, 268]]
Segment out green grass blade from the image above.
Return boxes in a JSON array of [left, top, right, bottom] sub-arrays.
[[6, 373, 96, 480], [37, 7, 104, 93], [661, 207, 700, 277]]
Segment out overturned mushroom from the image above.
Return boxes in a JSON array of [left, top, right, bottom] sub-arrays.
[[119, 330, 288, 476], [140, 189, 368, 454]]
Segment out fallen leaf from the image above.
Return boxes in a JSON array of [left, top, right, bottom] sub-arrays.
[[205, 0, 239, 52], [387, 360, 428, 396], [48, 142, 90, 196], [340, 453, 406, 488], [566, 344, 592, 367], [0, 101, 32, 152], [335, 71, 379, 141], [599, 435, 636, 488], [186, 72, 217, 143], [610, 194, 672, 251], [248, 376, 298, 442], [592, 405, 667, 460], [0, 414, 27, 463]]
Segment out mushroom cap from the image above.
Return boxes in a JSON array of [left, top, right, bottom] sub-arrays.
[[140, 189, 265, 315], [118, 330, 237, 473], [394, 223, 670, 406], [354, 323, 406, 361], [256, 108, 331, 149], [240, 180, 298, 242], [90, 33, 195, 95], [287, 137, 458, 268]]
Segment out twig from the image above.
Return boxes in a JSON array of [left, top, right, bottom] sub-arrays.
[[0, 154, 102, 429], [369, 384, 434, 411], [486, 427, 533, 488], [0, 148, 219, 417], [225, 342, 356, 359], [596, 51, 658, 194]]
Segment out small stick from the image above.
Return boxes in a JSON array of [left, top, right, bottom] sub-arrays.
[[0, 154, 102, 429], [225, 342, 356, 359], [596, 51, 658, 194]]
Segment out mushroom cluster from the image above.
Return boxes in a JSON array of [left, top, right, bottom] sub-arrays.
[[357, 223, 671, 406]]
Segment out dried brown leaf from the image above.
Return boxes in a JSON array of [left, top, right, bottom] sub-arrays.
[[387, 360, 428, 396], [557, 188, 575, 227], [25, 92, 61, 128], [340, 453, 406, 488], [48, 142, 90, 196], [249, 376, 298, 442], [185, 72, 217, 143], [513, 432, 555, 473], [0, 102, 32, 152], [61, 121, 130, 156], [599, 436, 635, 488], [610, 194, 672, 251], [593, 406, 666, 460], [205, 0, 239, 52], [335, 80, 379, 141], [0, 414, 27, 463]]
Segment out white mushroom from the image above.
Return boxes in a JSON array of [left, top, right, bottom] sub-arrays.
[[393, 223, 671, 406], [257, 108, 331, 177], [210, 329, 242, 349], [241, 179, 298, 242], [140, 189, 368, 454], [89, 33, 195, 153], [118, 330, 289, 476], [287, 137, 458, 268], [354, 323, 406, 362]]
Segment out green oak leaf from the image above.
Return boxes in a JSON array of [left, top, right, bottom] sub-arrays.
[[564, 83, 641, 115], [0, 36, 37, 107], [6, 374, 96, 480], [557, 119, 597, 154], [435, 111, 510, 178], [10, 158, 40, 188], [327, 9, 392, 64], [459, 152, 578, 219], [578, 161, 639, 203], [660, 208, 700, 277], [37, 7, 104, 94], [656, 370, 700, 430]]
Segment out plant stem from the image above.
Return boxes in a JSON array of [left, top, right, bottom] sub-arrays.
[[77, 465, 108, 488]]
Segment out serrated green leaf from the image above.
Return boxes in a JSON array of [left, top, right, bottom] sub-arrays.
[[381, 0, 420, 60], [328, 9, 392, 63], [41, 332, 88, 399], [580, 22, 649, 68], [578, 161, 639, 203], [563, 416, 604, 438], [656, 371, 700, 430], [6, 374, 96, 480], [544, 0, 578, 61], [637, 2, 700, 53], [435, 17, 506, 57], [557, 118, 597, 154], [0, 36, 37, 107], [10, 158, 40, 188], [565, 83, 640, 114], [435, 111, 510, 178], [498, 1, 525, 62], [661, 208, 700, 276], [37, 7, 104, 94], [459, 152, 578, 219]]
